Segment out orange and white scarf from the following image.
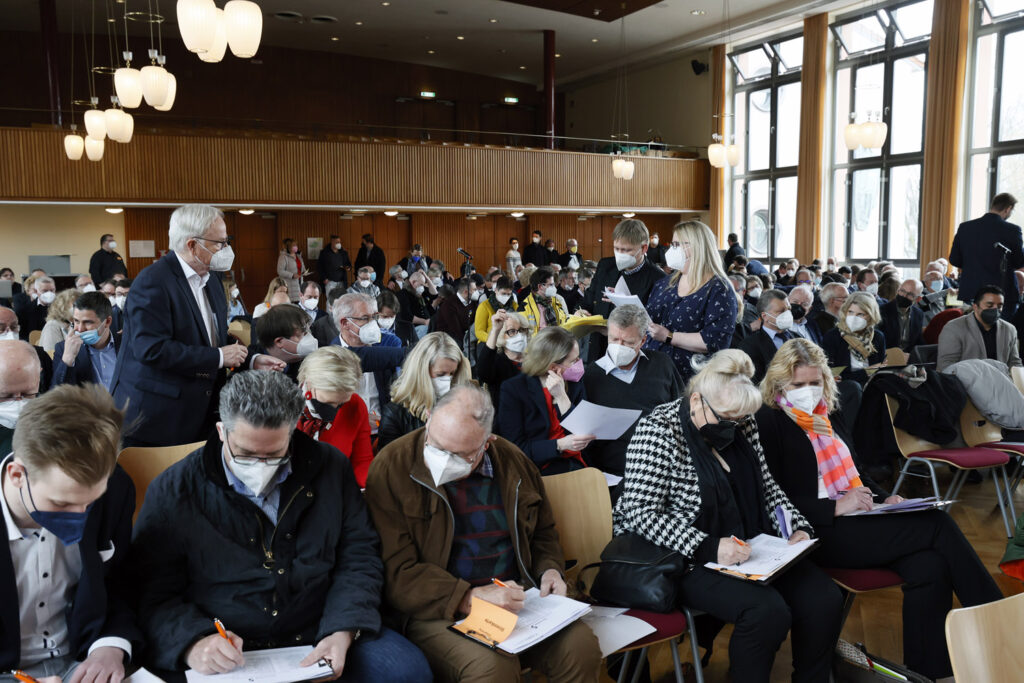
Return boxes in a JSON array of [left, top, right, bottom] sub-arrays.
[[777, 396, 862, 499]]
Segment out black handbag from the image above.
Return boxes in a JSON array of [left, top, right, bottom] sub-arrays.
[[585, 532, 689, 612]]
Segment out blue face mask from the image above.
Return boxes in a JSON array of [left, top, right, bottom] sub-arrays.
[[411, 255, 420, 263], [78, 328, 101, 346], [20, 473, 91, 546], [370, 272, 377, 282]]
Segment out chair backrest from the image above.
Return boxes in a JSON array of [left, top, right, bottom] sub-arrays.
[[541, 467, 613, 592], [885, 347, 906, 367], [959, 399, 1003, 447], [28, 330, 41, 346], [228, 319, 251, 346], [946, 592, 1024, 682], [1012, 366, 1024, 396], [118, 440, 205, 521], [908, 344, 938, 365], [884, 395, 943, 456]]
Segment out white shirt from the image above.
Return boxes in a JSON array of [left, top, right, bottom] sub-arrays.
[[595, 350, 647, 385], [175, 252, 225, 368], [790, 320, 811, 340], [334, 337, 381, 434], [1, 455, 131, 666]]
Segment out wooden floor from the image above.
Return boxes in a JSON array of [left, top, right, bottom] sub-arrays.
[[635, 467, 1024, 682]]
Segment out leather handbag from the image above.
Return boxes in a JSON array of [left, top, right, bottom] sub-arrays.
[[585, 532, 689, 612]]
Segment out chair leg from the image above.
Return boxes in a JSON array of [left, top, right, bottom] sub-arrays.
[[837, 589, 856, 631], [629, 647, 649, 683], [616, 650, 634, 683], [994, 466, 1015, 538], [1009, 456, 1024, 496], [669, 637, 685, 683], [945, 469, 968, 504], [682, 606, 705, 683], [891, 459, 911, 498]]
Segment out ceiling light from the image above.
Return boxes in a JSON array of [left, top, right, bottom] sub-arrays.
[[154, 73, 177, 111], [504, 96, 518, 104], [384, 210, 399, 217], [84, 109, 107, 140], [178, 0, 217, 54], [690, 9, 706, 16], [64, 128, 84, 160], [381, 1, 390, 5], [105, 207, 124, 214], [510, 211, 525, 218], [355, 21, 363, 25], [427, 49, 435, 54], [199, 8, 228, 63], [330, 36, 339, 41], [519, 65, 526, 70], [239, 209, 255, 215], [85, 137, 105, 161], [489, 18, 498, 23], [622, 212, 635, 218], [555, 53, 561, 58], [114, 65, 143, 108], [591, 38, 599, 43], [224, 0, 263, 58], [457, 35, 464, 40], [420, 90, 436, 98]]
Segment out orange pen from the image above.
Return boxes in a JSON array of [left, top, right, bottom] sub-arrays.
[[491, 578, 511, 588], [12, 671, 40, 683], [214, 618, 230, 641], [730, 535, 749, 548]]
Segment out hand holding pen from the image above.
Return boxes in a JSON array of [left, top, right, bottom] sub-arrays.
[[184, 618, 246, 675]]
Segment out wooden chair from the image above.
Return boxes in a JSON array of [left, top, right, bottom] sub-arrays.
[[118, 440, 205, 521], [824, 567, 904, 632], [885, 396, 1014, 536], [885, 347, 907, 367], [960, 399, 1024, 508], [28, 329, 41, 346], [228, 319, 251, 346], [543, 468, 703, 683], [945, 592, 1024, 682]]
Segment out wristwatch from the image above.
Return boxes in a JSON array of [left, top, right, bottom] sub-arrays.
[[667, 331, 674, 345]]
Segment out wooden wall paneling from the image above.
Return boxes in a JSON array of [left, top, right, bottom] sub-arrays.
[[233, 212, 278, 308], [0, 128, 709, 212], [122, 209, 173, 277]]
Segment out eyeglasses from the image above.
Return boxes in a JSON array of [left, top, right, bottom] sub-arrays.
[[0, 393, 38, 401], [196, 236, 232, 249], [504, 329, 522, 337], [348, 314, 380, 324], [225, 436, 291, 466], [425, 429, 489, 462], [703, 398, 738, 428]]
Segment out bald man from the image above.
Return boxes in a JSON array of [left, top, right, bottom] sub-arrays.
[[0, 339, 41, 454], [0, 308, 52, 391], [879, 278, 926, 355]]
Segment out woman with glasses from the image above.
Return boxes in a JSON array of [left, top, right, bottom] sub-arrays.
[[821, 291, 886, 385], [378, 332, 471, 450], [614, 349, 842, 682], [496, 326, 594, 474], [643, 221, 737, 382], [477, 309, 533, 411]]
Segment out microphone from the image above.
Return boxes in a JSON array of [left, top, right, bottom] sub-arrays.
[[457, 247, 473, 259], [995, 242, 1012, 253]]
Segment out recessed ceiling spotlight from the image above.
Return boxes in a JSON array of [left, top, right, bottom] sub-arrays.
[[690, 9, 706, 15], [330, 36, 339, 41], [519, 65, 526, 70], [622, 212, 635, 218], [239, 209, 255, 215], [355, 21, 363, 25], [273, 10, 304, 22], [591, 38, 599, 43], [107, 17, 116, 23], [105, 207, 123, 214], [381, 1, 390, 5], [427, 49, 435, 54], [555, 53, 562, 58], [510, 211, 525, 218], [489, 18, 498, 23], [384, 210, 399, 217], [456, 35, 464, 40]]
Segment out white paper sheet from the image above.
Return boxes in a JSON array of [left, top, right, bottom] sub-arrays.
[[613, 277, 631, 295], [124, 669, 167, 683], [184, 645, 333, 683], [606, 291, 645, 308], [587, 605, 629, 618], [581, 613, 657, 657], [561, 400, 642, 441], [604, 473, 624, 487], [704, 534, 818, 581], [498, 588, 592, 654]]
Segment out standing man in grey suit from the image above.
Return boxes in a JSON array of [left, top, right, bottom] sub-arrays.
[[950, 193, 1024, 318]]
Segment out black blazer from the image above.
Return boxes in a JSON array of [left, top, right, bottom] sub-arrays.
[[878, 299, 925, 352], [738, 329, 780, 384], [496, 373, 587, 474], [52, 333, 122, 388], [110, 253, 228, 447], [0, 466, 140, 670], [950, 212, 1024, 306], [755, 406, 888, 530], [821, 327, 887, 384]]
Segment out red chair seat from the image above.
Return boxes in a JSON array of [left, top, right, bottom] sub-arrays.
[[621, 608, 688, 648], [824, 567, 903, 592], [914, 447, 1009, 469], [983, 442, 1024, 456]]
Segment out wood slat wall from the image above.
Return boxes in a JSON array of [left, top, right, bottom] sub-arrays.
[[2, 128, 709, 211]]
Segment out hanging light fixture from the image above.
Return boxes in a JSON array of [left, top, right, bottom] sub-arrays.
[[154, 72, 177, 110], [115, 51, 143, 108], [706, 0, 740, 168], [708, 135, 726, 168], [104, 97, 130, 141], [199, 9, 228, 63], [608, 7, 634, 180], [142, 50, 171, 106], [63, 1, 85, 160], [85, 136, 105, 161], [65, 126, 85, 160], [177, 0, 218, 53], [84, 98, 107, 140], [844, 110, 888, 151], [224, 0, 263, 58]]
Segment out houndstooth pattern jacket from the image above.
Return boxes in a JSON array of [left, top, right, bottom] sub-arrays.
[[612, 398, 811, 561]]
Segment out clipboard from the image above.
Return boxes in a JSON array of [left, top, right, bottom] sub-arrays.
[[704, 535, 819, 584], [449, 596, 518, 650]]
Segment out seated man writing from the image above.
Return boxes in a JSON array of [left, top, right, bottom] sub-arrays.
[[365, 383, 602, 682], [0, 384, 139, 683], [130, 370, 430, 682]]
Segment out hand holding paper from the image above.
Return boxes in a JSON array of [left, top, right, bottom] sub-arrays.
[[560, 401, 642, 441]]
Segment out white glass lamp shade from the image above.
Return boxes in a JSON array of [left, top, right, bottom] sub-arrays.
[[708, 142, 726, 168], [64, 134, 84, 160], [114, 67, 143, 108], [83, 109, 107, 140], [726, 144, 740, 167], [199, 10, 228, 63], [85, 137, 105, 161], [611, 157, 624, 179], [863, 121, 888, 149], [621, 160, 635, 180], [114, 112, 134, 143], [843, 122, 862, 150], [154, 73, 177, 111], [177, 0, 217, 54], [104, 108, 127, 141], [225, 0, 263, 58], [141, 65, 170, 107]]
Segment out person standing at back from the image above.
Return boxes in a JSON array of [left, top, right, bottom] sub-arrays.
[[88, 234, 128, 286], [522, 229, 547, 268], [950, 192, 1024, 318], [355, 233, 387, 283], [724, 232, 745, 270], [319, 234, 351, 295]]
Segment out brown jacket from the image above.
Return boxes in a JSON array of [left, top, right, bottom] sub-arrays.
[[365, 428, 565, 623]]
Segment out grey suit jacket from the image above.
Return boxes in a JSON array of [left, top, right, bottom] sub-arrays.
[[936, 313, 1022, 371]]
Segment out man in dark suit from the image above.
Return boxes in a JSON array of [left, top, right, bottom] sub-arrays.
[[724, 232, 746, 270], [297, 280, 327, 324], [111, 204, 267, 448], [950, 192, 1024, 317], [434, 277, 476, 346], [522, 229, 547, 268], [354, 233, 387, 282], [13, 276, 56, 341], [787, 285, 824, 345], [318, 234, 352, 293], [0, 384, 140, 682], [52, 292, 121, 391], [739, 289, 793, 383], [879, 279, 926, 357], [558, 238, 582, 271], [88, 234, 128, 286]]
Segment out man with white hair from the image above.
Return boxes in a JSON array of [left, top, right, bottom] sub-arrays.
[[13, 276, 55, 341], [787, 285, 823, 344], [112, 204, 273, 447], [814, 282, 849, 335]]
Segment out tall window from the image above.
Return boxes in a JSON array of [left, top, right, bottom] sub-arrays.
[[966, 1, 1024, 220], [729, 32, 804, 264], [829, 0, 931, 266]]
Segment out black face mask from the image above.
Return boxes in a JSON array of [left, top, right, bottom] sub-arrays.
[[980, 308, 1001, 326], [697, 398, 737, 450], [790, 303, 807, 321], [309, 396, 339, 423], [896, 295, 914, 310]]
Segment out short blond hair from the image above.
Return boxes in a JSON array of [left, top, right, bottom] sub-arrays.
[[15, 384, 122, 485], [687, 349, 762, 417], [760, 338, 839, 412], [390, 332, 471, 421], [519, 265, 538, 284], [612, 219, 650, 246], [297, 346, 363, 395], [842, 291, 881, 328], [521, 326, 576, 377], [495, 312, 533, 350], [46, 289, 80, 324]]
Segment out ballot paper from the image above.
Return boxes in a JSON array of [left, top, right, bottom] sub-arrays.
[[124, 669, 167, 683], [704, 534, 818, 582], [497, 589, 592, 654], [582, 612, 657, 657], [614, 277, 631, 295], [606, 291, 645, 308], [604, 472, 624, 488], [561, 401, 642, 441], [184, 645, 333, 683], [846, 496, 952, 516]]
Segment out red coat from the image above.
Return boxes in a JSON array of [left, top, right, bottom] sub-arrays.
[[318, 395, 375, 487]]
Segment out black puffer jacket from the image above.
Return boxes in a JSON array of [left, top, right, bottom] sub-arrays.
[[377, 401, 425, 450], [130, 431, 383, 670]]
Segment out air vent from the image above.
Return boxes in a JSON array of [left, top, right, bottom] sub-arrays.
[[274, 11, 304, 22], [310, 15, 338, 23]]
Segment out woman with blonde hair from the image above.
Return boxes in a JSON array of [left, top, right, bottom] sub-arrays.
[[496, 326, 594, 474], [222, 278, 247, 320], [614, 349, 841, 682], [756, 338, 1001, 680], [643, 220, 737, 381], [477, 309, 532, 410], [377, 331, 471, 449], [252, 277, 289, 319], [38, 288, 80, 351], [296, 346, 374, 486], [820, 290, 886, 384]]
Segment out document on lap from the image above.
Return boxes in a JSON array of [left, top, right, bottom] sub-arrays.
[[184, 646, 333, 683], [704, 533, 818, 583], [451, 588, 592, 654], [560, 400, 642, 441], [846, 496, 953, 516]]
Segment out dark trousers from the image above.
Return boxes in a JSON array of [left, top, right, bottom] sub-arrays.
[[678, 559, 842, 683], [813, 509, 1003, 679]]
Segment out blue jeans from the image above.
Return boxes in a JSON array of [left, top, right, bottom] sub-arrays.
[[341, 626, 432, 683]]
